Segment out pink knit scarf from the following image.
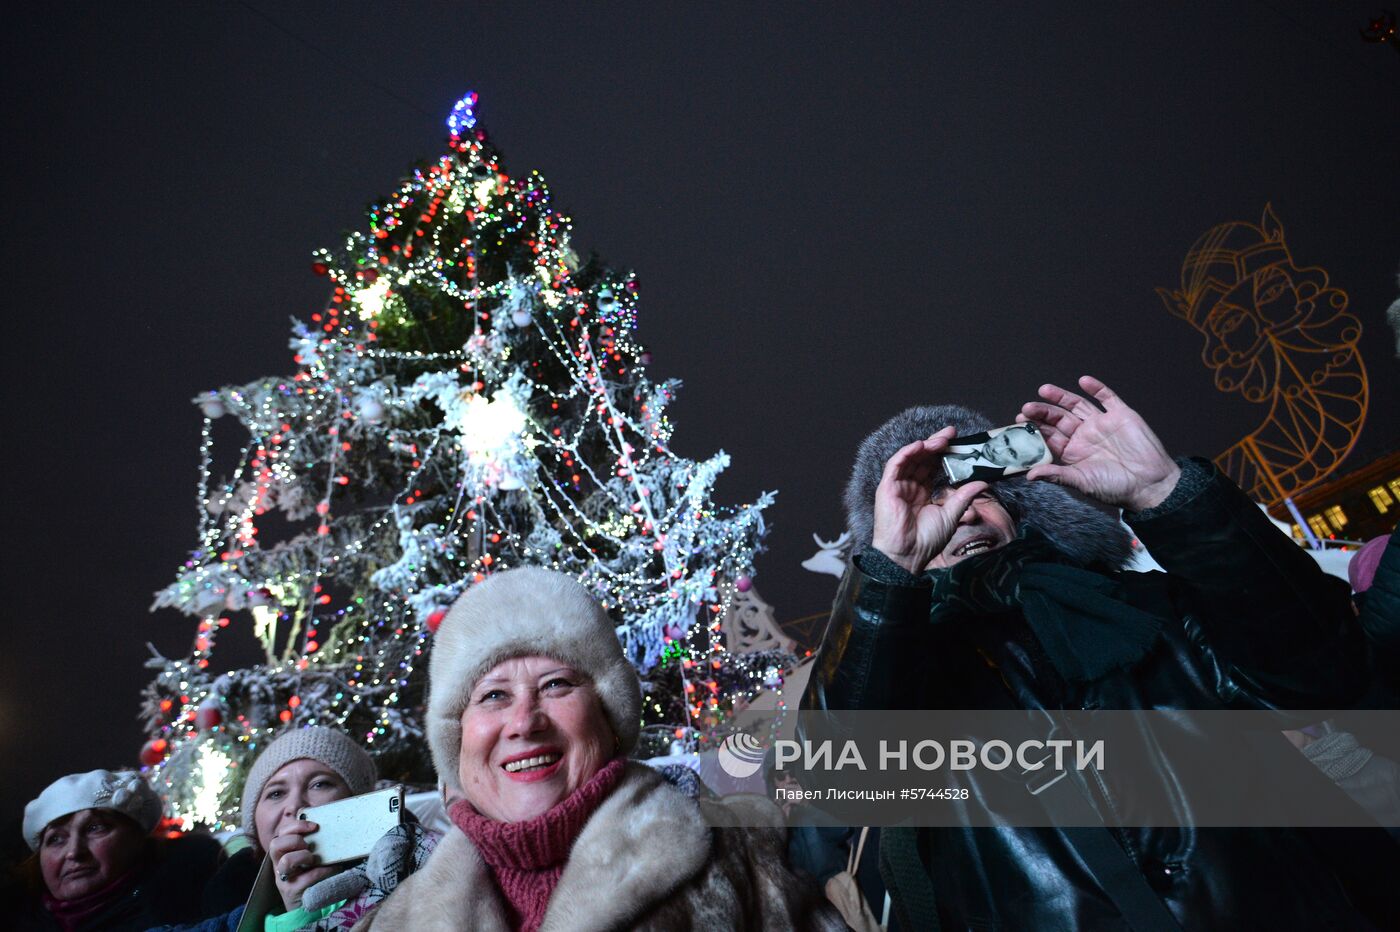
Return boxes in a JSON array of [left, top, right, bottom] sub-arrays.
[[450, 757, 626, 932]]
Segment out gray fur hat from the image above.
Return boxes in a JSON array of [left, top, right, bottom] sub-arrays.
[[427, 567, 642, 795], [239, 726, 377, 845], [844, 404, 1134, 569]]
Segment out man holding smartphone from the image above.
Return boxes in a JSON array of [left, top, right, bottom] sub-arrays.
[[804, 375, 1398, 930]]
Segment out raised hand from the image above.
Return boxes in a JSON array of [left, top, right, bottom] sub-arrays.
[[303, 821, 432, 910], [1018, 376, 1180, 512], [268, 819, 340, 911], [871, 426, 991, 573]]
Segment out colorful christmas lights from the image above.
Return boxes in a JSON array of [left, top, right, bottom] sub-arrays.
[[143, 93, 784, 828]]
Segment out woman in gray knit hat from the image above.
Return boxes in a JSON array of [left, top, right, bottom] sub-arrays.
[[362, 566, 842, 931], [199, 725, 434, 931], [240, 727, 377, 916]]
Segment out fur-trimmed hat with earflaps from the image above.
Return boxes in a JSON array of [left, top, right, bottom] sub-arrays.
[[427, 567, 642, 795], [844, 404, 1135, 569]]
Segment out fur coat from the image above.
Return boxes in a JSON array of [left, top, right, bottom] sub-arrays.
[[353, 763, 843, 931]]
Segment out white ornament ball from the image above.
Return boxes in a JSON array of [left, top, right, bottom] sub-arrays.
[[357, 397, 385, 424], [199, 396, 226, 419], [511, 307, 532, 328]]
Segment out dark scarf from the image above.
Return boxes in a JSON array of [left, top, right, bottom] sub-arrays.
[[927, 529, 1162, 683], [41, 863, 142, 932]]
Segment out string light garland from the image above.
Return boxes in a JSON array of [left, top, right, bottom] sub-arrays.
[[143, 92, 784, 828]]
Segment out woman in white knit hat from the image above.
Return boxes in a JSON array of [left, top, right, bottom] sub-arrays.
[[10, 768, 221, 931], [198, 725, 434, 932], [362, 566, 842, 931]]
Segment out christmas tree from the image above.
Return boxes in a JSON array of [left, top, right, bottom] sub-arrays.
[[143, 93, 783, 829]]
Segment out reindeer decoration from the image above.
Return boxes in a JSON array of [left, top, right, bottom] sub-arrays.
[[802, 531, 852, 579]]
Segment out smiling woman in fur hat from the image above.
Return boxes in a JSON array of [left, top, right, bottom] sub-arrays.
[[360, 566, 842, 932]]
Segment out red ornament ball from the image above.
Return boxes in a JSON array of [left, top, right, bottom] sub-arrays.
[[426, 609, 448, 634], [361, 268, 379, 284], [311, 261, 329, 276], [735, 575, 752, 593], [140, 738, 169, 766], [195, 702, 223, 731]]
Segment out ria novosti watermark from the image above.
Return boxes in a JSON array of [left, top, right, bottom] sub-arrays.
[[764, 735, 1104, 774], [691, 710, 1400, 829]]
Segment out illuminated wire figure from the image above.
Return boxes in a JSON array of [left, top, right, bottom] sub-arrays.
[[1157, 205, 1368, 507]]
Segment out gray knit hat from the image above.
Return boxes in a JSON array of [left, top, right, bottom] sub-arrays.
[[844, 403, 1134, 569], [23, 770, 163, 851], [239, 726, 377, 844], [427, 567, 642, 795]]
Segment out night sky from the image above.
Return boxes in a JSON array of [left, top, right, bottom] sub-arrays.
[[4, 2, 1398, 820]]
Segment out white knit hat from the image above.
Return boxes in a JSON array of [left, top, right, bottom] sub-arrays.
[[427, 567, 642, 794], [239, 726, 378, 844], [23, 770, 162, 851]]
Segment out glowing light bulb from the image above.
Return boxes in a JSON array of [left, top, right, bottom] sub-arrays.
[[353, 279, 391, 320], [455, 393, 528, 461], [187, 744, 233, 829]]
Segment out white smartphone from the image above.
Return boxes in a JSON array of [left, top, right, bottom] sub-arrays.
[[297, 784, 404, 865]]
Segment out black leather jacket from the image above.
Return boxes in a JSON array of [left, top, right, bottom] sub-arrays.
[[805, 464, 1399, 930]]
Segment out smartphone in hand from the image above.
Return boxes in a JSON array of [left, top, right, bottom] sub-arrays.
[[298, 785, 404, 865], [942, 423, 1051, 485]]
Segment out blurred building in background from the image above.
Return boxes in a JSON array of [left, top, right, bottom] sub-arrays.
[[1275, 449, 1400, 545]]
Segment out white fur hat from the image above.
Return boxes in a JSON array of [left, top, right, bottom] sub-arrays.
[[427, 567, 642, 794], [23, 770, 162, 851], [238, 726, 377, 845]]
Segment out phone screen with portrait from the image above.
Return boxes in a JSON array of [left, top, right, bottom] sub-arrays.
[[941, 423, 1051, 485]]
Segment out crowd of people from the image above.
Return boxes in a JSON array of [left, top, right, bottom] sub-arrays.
[[5, 376, 1397, 930], [5, 569, 846, 931]]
